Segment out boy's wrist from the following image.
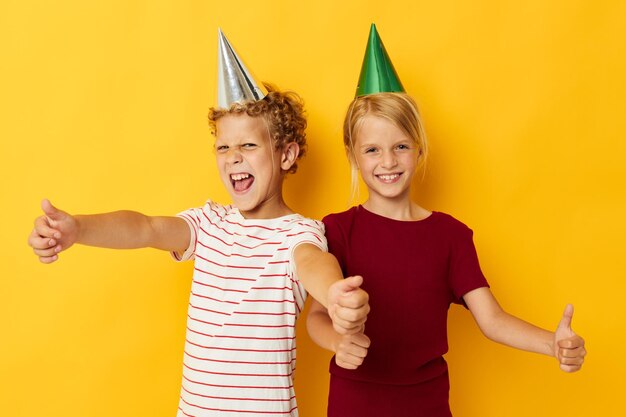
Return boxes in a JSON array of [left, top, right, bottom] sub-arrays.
[[74, 214, 84, 243]]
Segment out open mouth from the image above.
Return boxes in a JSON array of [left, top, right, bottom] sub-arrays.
[[231, 173, 255, 193], [376, 173, 401, 183]]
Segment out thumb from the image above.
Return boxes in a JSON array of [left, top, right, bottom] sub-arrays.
[[556, 304, 575, 338], [41, 199, 65, 221], [338, 275, 363, 294]]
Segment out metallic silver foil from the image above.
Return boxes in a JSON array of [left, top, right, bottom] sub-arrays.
[[217, 28, 267, 108]]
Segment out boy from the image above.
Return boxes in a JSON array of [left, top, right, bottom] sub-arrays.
[[28, 30, 369, 416]]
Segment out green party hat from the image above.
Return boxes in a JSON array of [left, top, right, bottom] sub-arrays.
[[355, 23, 405, 97]]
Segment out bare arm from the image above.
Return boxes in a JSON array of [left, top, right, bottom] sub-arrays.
[[307, 299, 370, 369], [294, 243, 369, 334], [464, 287, 586, 372], [307, 299, 340, 351], [28, 199, 190, 263]]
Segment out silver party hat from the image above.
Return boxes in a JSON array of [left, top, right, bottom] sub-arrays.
[[217, 28, 267, 108]]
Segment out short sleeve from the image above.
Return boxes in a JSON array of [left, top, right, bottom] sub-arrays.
[[289, 219, 327, 254], [170, 201, 220, 262], [448, 226, 489, 304], [322, 214, 348, 274], [288, 219, 328, 282]]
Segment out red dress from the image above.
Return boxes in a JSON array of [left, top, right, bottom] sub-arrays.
[[322, 206, 489, 417]]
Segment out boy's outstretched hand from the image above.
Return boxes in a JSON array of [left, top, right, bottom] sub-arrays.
[[28, 199, 78, 264], [554, 304, 586, 372], [327, 275, 370, 335]]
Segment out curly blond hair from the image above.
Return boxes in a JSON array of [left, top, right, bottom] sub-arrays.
[[208, 84, 307, 174]]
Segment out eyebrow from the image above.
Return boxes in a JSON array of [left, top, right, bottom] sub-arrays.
[[358, 139, 412, 148], [357, 142, 377, 148]]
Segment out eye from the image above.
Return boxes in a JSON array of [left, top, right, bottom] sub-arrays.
[[215, 145, 228, 153], [364, 147, 378, 154], [241, 143, 258, 150], [396, 144, 411, 150]]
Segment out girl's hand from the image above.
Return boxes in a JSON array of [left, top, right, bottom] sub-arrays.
[[334, 330, 371, 370], [28, 199, 79, 263], [554, 304, 586, 372]]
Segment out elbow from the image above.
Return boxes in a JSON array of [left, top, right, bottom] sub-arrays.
[[475, 308, 508, 343], [481, 327, 500, 343]]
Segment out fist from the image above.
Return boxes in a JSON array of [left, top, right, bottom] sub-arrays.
[[335, 331, 371, 370], [327, 276, 370, 335], [554, 304, 586, 372], [28, 199, 78, 263]]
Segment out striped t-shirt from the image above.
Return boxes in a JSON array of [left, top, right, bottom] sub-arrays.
[[173, 200, 327, 417]]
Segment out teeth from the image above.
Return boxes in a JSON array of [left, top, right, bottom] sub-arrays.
[[378, 174, 399, 181], [231, 173, 250, 181]]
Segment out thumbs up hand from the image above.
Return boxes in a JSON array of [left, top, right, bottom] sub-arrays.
[[28, 199, 79, 263], [554, 304, 586, 372], [327, 275, 370, 335]]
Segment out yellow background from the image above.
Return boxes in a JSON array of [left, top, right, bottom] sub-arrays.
[[1, 1, 624, 416]]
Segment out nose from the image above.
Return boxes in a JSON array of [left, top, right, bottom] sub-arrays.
[[380, 150, 397, 169], [225, 147, 243, 164]]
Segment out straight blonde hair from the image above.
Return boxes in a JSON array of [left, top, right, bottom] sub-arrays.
[[343, 92, 428, 203]]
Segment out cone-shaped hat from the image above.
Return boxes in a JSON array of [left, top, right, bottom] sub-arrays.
[[217, 28, 267, 108], [355, 24, 405, 97]]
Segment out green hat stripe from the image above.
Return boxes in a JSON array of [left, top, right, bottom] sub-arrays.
[[355, 24, 405, 97]]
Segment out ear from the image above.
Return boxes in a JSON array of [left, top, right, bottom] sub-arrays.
[[280, 142, 300, 171]]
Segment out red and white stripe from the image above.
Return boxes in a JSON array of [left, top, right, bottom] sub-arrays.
[[173, 201, 326, 416]]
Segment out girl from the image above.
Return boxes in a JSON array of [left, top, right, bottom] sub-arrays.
[[306, 24, 586, 417]]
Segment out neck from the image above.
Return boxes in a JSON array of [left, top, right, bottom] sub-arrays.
[[363, 193, 430, 221], [240, 194, 293, 219]]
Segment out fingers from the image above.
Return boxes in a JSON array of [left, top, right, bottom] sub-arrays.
[[37, 253, 59, 264], [29, 227, 56, 248], [559, 344, 586, 358], [335, 356, 362, 370], [557, 335, 586, 372], [29, 211, 63, 263], [328, 277, 370, 334], [334, 333, 371, 370], [28, 229, 61, 263], [337, 287, 369, 309], [32, 243, 62, 257], [331, 303, 370, 335], [560, 363, 583, 373], [558, 335, 584, 349], [332, 319, 366, 335], [32, 216, 61, 240]]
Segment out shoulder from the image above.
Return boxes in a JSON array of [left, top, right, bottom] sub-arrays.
[[322, 206, 359, 229], [276, 214, 325, 237], [177, 200, 240, 232], [285, 215, 325, 235], [281, 215, 327, 250], [197, 200, 239, 222], [431, 211, 475, 239]]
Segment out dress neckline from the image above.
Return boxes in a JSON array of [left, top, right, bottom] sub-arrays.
[[357, 204, 438, 225]]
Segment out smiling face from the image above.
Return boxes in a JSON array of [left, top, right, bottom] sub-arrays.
[[214, 113, 296, 219], [351, 115, 420, 205]]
